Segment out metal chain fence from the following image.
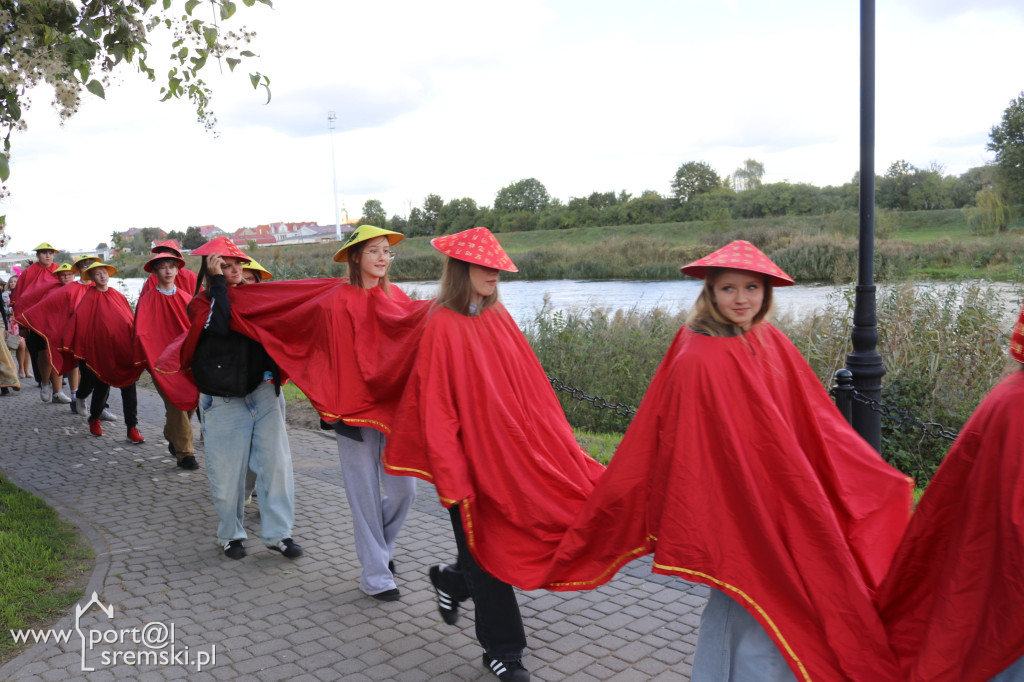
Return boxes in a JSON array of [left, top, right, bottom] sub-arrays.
[[841, 388, 960, 442], [547, 375, 638, 418]]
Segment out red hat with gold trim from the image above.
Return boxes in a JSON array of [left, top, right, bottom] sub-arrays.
[[151, 239, 184, 258], [681, 240, 794, 287], [143, 252, 186, 273], [190, 236, 252, 263], [431, 227, 518, 273], [1011, 300, 1024, 364]]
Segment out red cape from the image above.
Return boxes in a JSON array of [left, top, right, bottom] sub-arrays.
[[134, 286, 192, 397], [542, 324, 913, 681], [383, 304, 606, 590], [140, 268, 199, 297], [155, 279, 428, 419], [10, 262, 59, 314], [17, 281, 92, 375], [877, 370, 1024, 682], [66, 288, 144, 387]]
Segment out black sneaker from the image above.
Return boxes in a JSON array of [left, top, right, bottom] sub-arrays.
[[223, 539, 246, 560], [176, 455, 199, 470], [429, 564, 459, 625], [483, 654, 530, 682], [266, 538, 303, 559], [370, 588, 401, 602]]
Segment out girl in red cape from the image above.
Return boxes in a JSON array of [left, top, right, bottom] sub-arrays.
[[10, 242, 61, 398], [384, 227, 605, 682], [321, 225, 418, 602], [875, 301, 1024, 682], [134, 252, 197, 469], [541, 241, 913, 682], [15, 261, 77, 405], [69, 262, 145, 443]]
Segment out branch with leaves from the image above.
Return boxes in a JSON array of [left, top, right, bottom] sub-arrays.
[[0, 0, 273, 248]]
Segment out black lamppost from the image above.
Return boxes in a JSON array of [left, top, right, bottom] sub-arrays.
[[845, 0, 885, 452]]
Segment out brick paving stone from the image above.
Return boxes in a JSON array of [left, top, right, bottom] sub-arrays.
[[0, 383, 704, 680]]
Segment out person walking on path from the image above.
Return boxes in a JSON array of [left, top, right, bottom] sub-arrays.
[[67, 262, 145, 444], [9, 242, 64, 399], [385, 227, 605, 682], [182, 237, 302, 561], [141, 239, 199, 296], [327, 225, 417, 602], [134, 252, 198, 469]]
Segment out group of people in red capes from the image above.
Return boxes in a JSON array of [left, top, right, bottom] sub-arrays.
[[150, 229, 1023, 681], [12, 229, 1021, 681], [11, 240, 202, 451]]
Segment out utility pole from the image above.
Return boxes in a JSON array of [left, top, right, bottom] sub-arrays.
[[328, 111, 341, 241]]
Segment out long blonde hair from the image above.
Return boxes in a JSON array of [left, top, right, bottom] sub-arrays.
[[686, 267, 774, 337], [347, 237, 393, 296], [434, 257, 498, 316]]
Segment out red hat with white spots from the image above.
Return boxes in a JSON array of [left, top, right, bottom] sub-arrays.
[[190, 236, 252, 263], [1011, 300, 1024, 364], [431, 227, 518, 273], [681, 240, 794, 287]]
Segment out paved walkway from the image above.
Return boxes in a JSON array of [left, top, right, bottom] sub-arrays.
[[0, 380, 703, 681]]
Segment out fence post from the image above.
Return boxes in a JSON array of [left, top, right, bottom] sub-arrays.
[[833, 368, 854, 426]]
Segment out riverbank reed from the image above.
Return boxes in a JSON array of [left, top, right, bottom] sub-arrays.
[[526, 280, 1018, 485]]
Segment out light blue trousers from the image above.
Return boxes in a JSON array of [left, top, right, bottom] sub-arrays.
[[336, 427, 416, 595], [201, 383, 295, 546], [693, 588, 797, 682]]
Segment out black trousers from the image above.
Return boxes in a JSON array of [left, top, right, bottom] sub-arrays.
[[24, 330, 45, 383], [80, 363, 137, 427], [437, 506, 526, 662]]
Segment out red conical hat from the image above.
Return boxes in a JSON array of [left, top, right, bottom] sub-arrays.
[[431, 227, 518, 272], [1011, 301, 1024, 364], [681, 240, 794, 287], [190, 236, 252, 263], [143, 252, 186, 273], [152, 239, 184, 257]]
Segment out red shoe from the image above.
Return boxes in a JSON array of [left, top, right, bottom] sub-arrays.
[[127, 427, 145, 444], [89, 419, 103, 437]]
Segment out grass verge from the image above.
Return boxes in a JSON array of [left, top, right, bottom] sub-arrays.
[[0, 476, 93, 667]]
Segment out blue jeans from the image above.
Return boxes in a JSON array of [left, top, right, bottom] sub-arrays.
[[200, 382, 295, 546], [693, 588, 796, 682]]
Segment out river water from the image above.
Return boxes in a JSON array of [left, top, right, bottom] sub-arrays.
[[112, 277, 1022, 329]]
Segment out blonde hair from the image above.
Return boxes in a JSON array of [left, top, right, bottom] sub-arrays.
[[435, 257, 498, 316], [346, 237, 393, 296], [686, 267, 774, 337]]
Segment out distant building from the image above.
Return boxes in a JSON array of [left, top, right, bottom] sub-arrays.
[[199, 225, 227, 240], [233, 221, 354, 248]]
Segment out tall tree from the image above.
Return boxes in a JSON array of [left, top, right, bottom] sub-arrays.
[[987, 90, 1024, 202], [439, 197, 479, 234], [671, 161, 720, 203], [361, 199, 387, 227], [182, 226, 206, 250], [0, 0, 273, 248], [494, 178, 550, 213], [733, 158, 765, 192]]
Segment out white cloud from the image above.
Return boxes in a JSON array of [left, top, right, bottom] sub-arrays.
[[2, 0, 1021, 254]]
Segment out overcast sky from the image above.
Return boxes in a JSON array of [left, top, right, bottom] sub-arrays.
[[3, 0, 1023, 254]]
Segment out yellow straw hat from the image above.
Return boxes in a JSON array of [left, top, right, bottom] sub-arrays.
[[80, 262, 118, 282], [34, 242, 58, 252], [333, 225, 404, 263], [242, 258, 273, 280], [72, 254, 100, 272], [53, 263, 74, 275]]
